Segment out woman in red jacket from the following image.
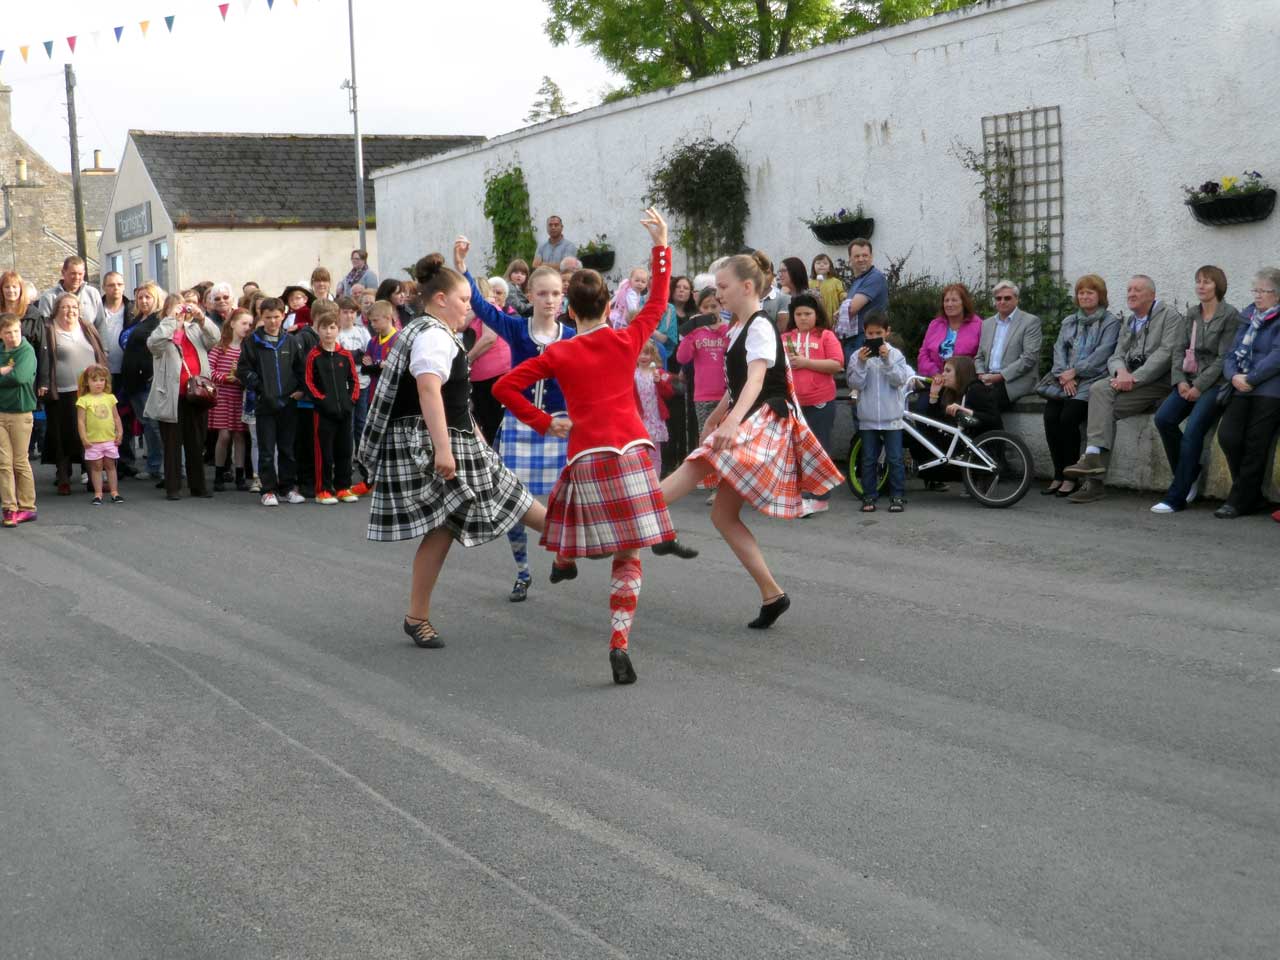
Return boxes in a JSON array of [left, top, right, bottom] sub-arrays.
[[493, 209, 695, 686]]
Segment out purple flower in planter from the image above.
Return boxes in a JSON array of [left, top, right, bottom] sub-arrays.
[[1199, 180, 1220, 196]]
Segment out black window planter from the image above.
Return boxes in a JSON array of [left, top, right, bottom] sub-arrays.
[[809, 218, 875, 246], [1186, 189, 1275, 226], [579, 250, 616, 271]]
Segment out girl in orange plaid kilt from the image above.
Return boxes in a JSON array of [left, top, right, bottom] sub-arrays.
[[659, 254, 843, 629]]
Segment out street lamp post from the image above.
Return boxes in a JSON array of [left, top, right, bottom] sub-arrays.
[[343, 0, 367, 251]]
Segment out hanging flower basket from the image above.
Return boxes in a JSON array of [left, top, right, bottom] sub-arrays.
[[1186, 189, 1276, 226], [579, 250, 616, 271], [809, 218, 875, 246]]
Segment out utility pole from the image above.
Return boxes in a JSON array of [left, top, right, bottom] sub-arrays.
[[343, 0, 367, 251], [64, 64, 88, 262]]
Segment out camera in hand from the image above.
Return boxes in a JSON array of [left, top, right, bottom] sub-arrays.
[[1124, 354, 1147, 373], [863, 337, 885, 355]]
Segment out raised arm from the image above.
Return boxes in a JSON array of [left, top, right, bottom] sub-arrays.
[[623, 209, 672, 351], [454, 236, 525, 346]]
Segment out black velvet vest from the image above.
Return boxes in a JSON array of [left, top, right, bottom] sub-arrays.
[[724, 311, 790, 417], [390, 328, 473, 432]]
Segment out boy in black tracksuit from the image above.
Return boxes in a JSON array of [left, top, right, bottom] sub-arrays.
[[290, 313, 323, 498], [236, 298, 305, 505], [302, 311, 360, 502]]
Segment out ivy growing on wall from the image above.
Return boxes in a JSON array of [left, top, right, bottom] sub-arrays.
[[647, 137, 749, 268], [483, 164, 537, 271]]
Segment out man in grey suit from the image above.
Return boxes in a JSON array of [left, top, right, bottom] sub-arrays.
[[975, 280, 1042, 409], [1063, 274, 1182, 503]]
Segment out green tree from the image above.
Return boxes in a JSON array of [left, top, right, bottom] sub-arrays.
[[525, 76, 576, 123], [546, 0, 979, 97]]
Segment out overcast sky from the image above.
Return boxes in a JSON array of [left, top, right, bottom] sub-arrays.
[[5, 0, 618, 171]]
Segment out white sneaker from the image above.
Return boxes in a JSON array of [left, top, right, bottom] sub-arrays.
[[134, 470, 154, 481], [1185, 479, 1199, 504], [249, 476, 262, 493], [799, 499, 816, 518], [261, 492, 280, 507], [1150, 502, 1175, 514], [285, 490, 306, 504]]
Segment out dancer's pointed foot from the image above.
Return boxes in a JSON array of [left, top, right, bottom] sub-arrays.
[[652, 537, 698, 559], [610, 647, 637, 685], [403, 616, 445, 649], [747, 593, 790, 629], [549, 560, 578, 584], [508, 578, 530, 602]]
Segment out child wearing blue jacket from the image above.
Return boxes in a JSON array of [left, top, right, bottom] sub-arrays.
[[846, 311, 914, 513]]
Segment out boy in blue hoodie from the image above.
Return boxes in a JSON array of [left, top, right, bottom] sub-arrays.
[[846, 311, 914, 513]]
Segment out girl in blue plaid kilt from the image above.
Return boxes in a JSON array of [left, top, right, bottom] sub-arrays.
[[357, 253, 552, 650], [660, 255, 843, 631], [460, 246, 575, 603]]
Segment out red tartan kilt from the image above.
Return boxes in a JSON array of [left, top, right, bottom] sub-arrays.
[[688, 405, 843, 519], [540, 445, 676, 558]]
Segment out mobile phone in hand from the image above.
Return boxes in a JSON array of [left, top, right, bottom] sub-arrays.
[[863, 337, 884, 354]]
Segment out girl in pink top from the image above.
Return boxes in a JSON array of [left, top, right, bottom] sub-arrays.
[[782, 292, 843, 514], [917, 283, 983, 378], [675, 289, 730, 437], [468, 281, 514, 447]]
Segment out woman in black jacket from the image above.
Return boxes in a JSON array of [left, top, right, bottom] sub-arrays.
[[119, 284, 166, 480]]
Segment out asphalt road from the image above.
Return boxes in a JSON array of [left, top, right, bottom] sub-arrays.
[[2, 469, 1277, 960]]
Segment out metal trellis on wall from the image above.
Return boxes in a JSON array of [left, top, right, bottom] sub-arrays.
[[981, 106, 1064, 285]]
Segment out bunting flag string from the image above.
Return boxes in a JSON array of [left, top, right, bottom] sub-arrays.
[[3, 0, 306, 66]]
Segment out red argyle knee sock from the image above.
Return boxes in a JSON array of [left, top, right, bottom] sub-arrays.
[[609, 556, 643, 651]]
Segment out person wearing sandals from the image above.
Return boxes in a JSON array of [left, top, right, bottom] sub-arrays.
[[846, 311, 913, 513], [657, 255, 844, 630], [1039, 275, 1121, 498], [1150, 266, 1242, 513], [357, 253, 550, 651], [493, 209, 689, 685]]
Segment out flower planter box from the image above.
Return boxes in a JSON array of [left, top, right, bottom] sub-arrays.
[[1186, 189, 1276, 226], [809, 218, 875, 246], [579, 250, 616, 271]]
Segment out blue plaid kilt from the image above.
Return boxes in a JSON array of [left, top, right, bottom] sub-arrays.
[[367, 418, 533, 546], [499, 410, 568, 496]]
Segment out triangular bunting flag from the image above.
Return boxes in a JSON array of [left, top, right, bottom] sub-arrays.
[[20, 46, 29, 62], [219, 3, 230, 20], [267, 0, 274, 9], [114, 26, 124, 42], [140, 20, 150, 37], [165, 15, 175, 32], [91, 30, 102, 46], [43, 40, 54, 59], [67, 36, 77, 54]]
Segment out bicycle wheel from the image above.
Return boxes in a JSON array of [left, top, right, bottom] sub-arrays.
[[961, 431, 1033, 507], [846, 436, 890, 496]]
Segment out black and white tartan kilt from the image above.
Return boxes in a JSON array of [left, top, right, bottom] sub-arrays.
[[366, 418, 533, 546]]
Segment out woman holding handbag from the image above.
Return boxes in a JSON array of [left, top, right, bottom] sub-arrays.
[[145, 297, 220, 499], [1038, 276, 1120, 497]]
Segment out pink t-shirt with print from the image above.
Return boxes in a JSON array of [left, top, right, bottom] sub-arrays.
[[675, 322, 729, 402]]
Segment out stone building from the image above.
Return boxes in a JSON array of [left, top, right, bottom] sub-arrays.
[[0, 80, 115, 288], [99, 130, 482, 295]]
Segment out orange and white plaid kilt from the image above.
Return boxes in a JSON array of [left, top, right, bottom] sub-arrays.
[[688, 404, 843, 518]]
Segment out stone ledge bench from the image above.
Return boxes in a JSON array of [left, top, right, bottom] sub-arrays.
[[827, 388, 1279, 500]]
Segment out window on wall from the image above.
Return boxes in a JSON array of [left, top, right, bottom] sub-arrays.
[[129, 247, 144, 289], [151, 239, 169, 291], [106, 252, 124, 278], [980, 106, 1064, 285]]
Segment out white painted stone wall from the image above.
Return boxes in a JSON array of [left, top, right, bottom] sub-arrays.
[[374, 0, 1280, 307]]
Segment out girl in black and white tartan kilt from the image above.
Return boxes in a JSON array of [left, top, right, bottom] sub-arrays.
[[357, 253, 555, 650]]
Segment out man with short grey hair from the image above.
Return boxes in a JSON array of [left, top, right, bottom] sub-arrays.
[[38, 256, 105, 333], [1064, 274, 1184, 502], [975, 280, 1042, 408]]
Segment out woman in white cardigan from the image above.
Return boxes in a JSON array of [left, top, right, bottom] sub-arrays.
[[146, 299, 220, 500]]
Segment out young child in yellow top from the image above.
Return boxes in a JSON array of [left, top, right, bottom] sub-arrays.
[[75, 363, 124, 505]]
